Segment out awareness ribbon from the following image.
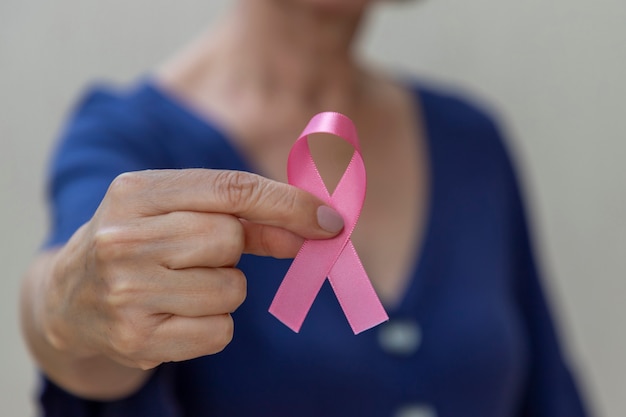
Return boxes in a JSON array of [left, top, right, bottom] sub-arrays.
[[269, 112, 389, 334]]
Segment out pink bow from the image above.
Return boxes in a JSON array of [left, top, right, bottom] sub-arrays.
[[269, 112, 389, 334]]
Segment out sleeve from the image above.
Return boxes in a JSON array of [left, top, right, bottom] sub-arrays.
[[38, 86, 182, 417], [43, 86, 171, 248], [39, 365, 181, 417], [500, 133, 590, 416]]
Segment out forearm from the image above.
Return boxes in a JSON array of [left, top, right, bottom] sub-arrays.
[[20, 250, 152, 401]]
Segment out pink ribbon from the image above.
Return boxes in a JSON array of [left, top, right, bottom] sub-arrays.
[[269, 112, 389, 334]]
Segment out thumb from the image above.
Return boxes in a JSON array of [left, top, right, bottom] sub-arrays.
[[207, 170, 344, 239], [126, 169, 344, 239]]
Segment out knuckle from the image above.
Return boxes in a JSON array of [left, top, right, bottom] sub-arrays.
[[41, 316, 69, 352], [275, 186, 300, 214], [259, 225, 278, 257], [108, 171, 146, 199], [109, 319, 147, 358], [214, 170, 264, 212], [253, 179, 299, 216], [213, 216, 245, 265], [92, 226, 127, 262], [136, 360, 160, 371], [228, 269, 247, 309], [104, 276, 138, 309], [239, 176, 302, 224], [233, 269, 248, 307], [209, 314, 234, 354]]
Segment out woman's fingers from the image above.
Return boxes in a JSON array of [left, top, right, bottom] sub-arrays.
[[108, 211, 303, 267], [124, 211, 246, 269], [149, 314, 235, 363], [100, 266, 244, 368], [116, 267, 247, 318], [106, 314, 235, 370]]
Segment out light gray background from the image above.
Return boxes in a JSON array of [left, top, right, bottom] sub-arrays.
[[1, 0, 624, 415]]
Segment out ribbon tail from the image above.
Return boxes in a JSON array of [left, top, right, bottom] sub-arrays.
[[269, 240, 335, 332], [328, 241, 389, 334]]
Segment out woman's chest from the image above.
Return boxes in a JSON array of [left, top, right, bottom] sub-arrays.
[[179, 240, 528, 417]]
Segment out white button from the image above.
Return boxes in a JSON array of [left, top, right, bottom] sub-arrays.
[[394, 404, 437, 417], [377, 319, 422, 356]]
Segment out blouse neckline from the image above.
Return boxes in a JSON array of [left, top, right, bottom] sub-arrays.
[[139, 78, 439, 316]]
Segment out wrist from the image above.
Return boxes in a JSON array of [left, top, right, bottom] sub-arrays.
[[39, 238, 97, 358]]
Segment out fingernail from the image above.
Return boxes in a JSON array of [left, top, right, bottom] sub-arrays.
[[317, 206, 344, 233]]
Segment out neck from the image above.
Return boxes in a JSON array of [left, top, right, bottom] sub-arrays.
[[212, 0, 370, 109]]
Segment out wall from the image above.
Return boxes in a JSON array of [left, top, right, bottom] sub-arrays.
[[1, 0, 624, 415]]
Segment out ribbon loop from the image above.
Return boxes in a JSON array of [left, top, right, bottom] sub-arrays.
[[269, 112, 389, 334]]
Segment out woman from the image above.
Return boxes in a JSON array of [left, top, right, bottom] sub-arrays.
[[20, 1, 589, 416]]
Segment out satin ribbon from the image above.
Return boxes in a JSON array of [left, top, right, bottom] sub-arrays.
[[269, 112, 389, 334]]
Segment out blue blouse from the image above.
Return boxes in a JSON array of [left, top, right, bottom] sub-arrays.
[[40, 80, 588, 417]]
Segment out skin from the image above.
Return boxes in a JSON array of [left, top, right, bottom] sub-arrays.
[[21, 0, 428, 401]]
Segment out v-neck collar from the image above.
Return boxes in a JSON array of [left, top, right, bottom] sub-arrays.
[[140, 78, 440, 317]]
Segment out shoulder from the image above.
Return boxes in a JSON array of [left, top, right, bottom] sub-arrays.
[[44, 81, 186, 247], [57, 81, 169, 152], [415, 81, 503, 137], [410, 80, 527, 207], [51, 81, 169, 167], [413, 80, 515, 168]]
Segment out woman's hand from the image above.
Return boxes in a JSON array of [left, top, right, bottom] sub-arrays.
[[39, 169, 343, 371]]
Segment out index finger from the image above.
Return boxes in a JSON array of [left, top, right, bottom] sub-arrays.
[[107, 169, 344, 239]]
